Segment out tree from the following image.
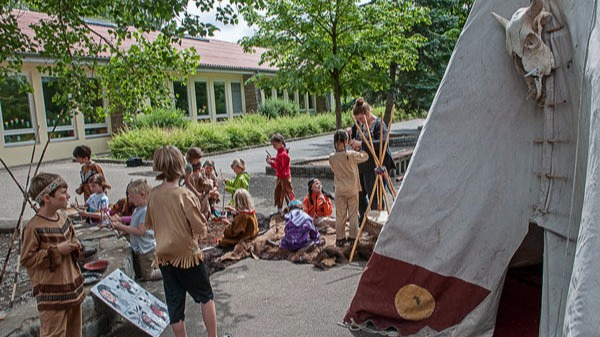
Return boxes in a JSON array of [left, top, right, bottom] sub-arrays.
[[394, 0, 473, 113], [360, 0, 429, 124], [242, 0, 425, 127], [1, 0, 262, 119], [241, 0, 362, 129]]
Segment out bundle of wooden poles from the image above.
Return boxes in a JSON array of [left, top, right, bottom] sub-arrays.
[[349, 108, 398, 263]]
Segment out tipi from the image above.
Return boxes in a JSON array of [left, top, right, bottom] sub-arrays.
[[344, 0, 600, 336]]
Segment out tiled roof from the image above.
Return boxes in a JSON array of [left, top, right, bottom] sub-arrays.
[[13, 9, 276, 73]]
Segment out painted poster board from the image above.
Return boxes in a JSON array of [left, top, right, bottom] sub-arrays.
[[91, 269, 169, 336]]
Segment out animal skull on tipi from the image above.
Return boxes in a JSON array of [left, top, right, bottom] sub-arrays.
[[492, 0, 555, 102]]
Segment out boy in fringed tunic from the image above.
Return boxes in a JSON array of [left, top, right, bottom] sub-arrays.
[[145, 145, 218, 337], [21, 173, 85, 337]]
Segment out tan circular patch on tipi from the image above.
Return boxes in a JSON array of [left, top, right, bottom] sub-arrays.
[[394, 284, 435, 321]]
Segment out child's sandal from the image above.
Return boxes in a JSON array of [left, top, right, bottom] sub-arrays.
[[335, 239, 346, 247], [347, 237, 356, 246]]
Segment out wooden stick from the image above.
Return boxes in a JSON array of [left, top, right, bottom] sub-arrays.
[[10, 110, 66, 306], [382, 178, 392, 215], [377, 113, 384, 210], [378, 172, 383, 211], [220, 169, 225, 212], [379, 110, 384, 167], [0, 159, 37, 210], [350, 115, 382, 167], [0, 138, 37, 285], [34, 108, 66, 177], [349, 174, 382, 263]]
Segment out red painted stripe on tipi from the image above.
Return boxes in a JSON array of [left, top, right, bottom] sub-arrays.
[[345, 253, 490, 335]]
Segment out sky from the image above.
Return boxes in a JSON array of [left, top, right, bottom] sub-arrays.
[[187, 0, 256, 43]]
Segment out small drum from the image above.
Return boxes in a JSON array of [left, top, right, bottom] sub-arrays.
[[364, 210, 388, 237]]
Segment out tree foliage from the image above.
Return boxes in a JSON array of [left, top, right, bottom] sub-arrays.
[[241, 0, 427, 129], [1, 0, 262, 118], [394, 0, 473, 113]]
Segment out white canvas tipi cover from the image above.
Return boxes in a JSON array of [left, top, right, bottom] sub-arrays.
[[344, 0, 600, 336]]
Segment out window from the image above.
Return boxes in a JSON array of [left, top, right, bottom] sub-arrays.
[[262, 86, 272, 100], [308, 93, 316, 112], [299, 92, 307, 111], [173, 81, 189, 116], [276, 88, 284, 100], [84, 79, 108, 137], [194, 81, 209, 120], [0, 76, 36, 144], [41, 77, 76, 140], [214, 81, 227, 116], [231, 82, 243, 116]]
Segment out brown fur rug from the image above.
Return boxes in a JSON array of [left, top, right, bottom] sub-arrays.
[[210, 215, 376, 271]]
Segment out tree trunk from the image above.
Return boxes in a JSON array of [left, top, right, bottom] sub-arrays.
[[333, 71, 342, 129], [384, 61, 397, 126]]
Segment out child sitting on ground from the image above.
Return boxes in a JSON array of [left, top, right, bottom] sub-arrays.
[[217, 188, 259, 248], [224, 158, 250, 205], [73, 144, 105, 201], [21, 172, 85, 336], [280, 200, 320, 251], [111, 179, 162, 281], [302, 178, 335, 229], [329, 129, 368, 247], [78, 173, 111, 225]]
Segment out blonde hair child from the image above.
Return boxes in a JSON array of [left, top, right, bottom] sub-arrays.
[[218, 188, 259, 247], [111, 179, 162, 281], [145, 145, 218, 337]]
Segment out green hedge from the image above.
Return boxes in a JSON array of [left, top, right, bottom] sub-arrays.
[[109, 109, 415, 159], [257, 98, 299, 118]]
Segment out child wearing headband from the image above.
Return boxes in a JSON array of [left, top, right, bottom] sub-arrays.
[[21, 172, 85, 336]]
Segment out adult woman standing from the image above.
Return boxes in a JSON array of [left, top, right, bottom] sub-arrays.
[[349, 97, 396, 225]]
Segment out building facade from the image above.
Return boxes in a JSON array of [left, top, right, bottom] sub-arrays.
[[1, 10, 330, 166]]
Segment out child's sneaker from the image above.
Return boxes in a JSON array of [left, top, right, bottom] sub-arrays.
[[335, 238, 346, 247]]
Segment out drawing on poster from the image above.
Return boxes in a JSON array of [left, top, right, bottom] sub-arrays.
[[91, 269, 169, 337]]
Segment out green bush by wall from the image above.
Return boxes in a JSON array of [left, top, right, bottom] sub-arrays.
[[109, 108, 417, 159]]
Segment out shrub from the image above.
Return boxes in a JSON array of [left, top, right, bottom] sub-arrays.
[[258, 99, 299, 119], [109, 112, 362, 159], [130, 107, 190, 129]]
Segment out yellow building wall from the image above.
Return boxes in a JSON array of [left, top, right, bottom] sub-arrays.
[[1, 64, 111, 167], [2, 66, 250, 167]]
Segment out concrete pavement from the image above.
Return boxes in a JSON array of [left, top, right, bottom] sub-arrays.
[[0, 119, 424, 336]]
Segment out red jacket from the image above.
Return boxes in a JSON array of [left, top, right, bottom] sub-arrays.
[[302, 193, 333, 218], [270, 147, 291, 179]]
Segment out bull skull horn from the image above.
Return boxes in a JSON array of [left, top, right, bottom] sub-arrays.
[[491, 12, 509, 28], [527, 0, 544, 19]]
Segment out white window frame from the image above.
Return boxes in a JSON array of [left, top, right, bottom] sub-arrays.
[[83, 78, 109, 139], [213, 81, 228, 119], [194, 79, 211, 121], [230, 81, 244, 116], [41, 76, 77, 142], [0, 73, 37, 146], [172, 80, 191, 118]]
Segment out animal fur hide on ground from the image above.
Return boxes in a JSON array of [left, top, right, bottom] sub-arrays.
[[216, 216, 376, 270]]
